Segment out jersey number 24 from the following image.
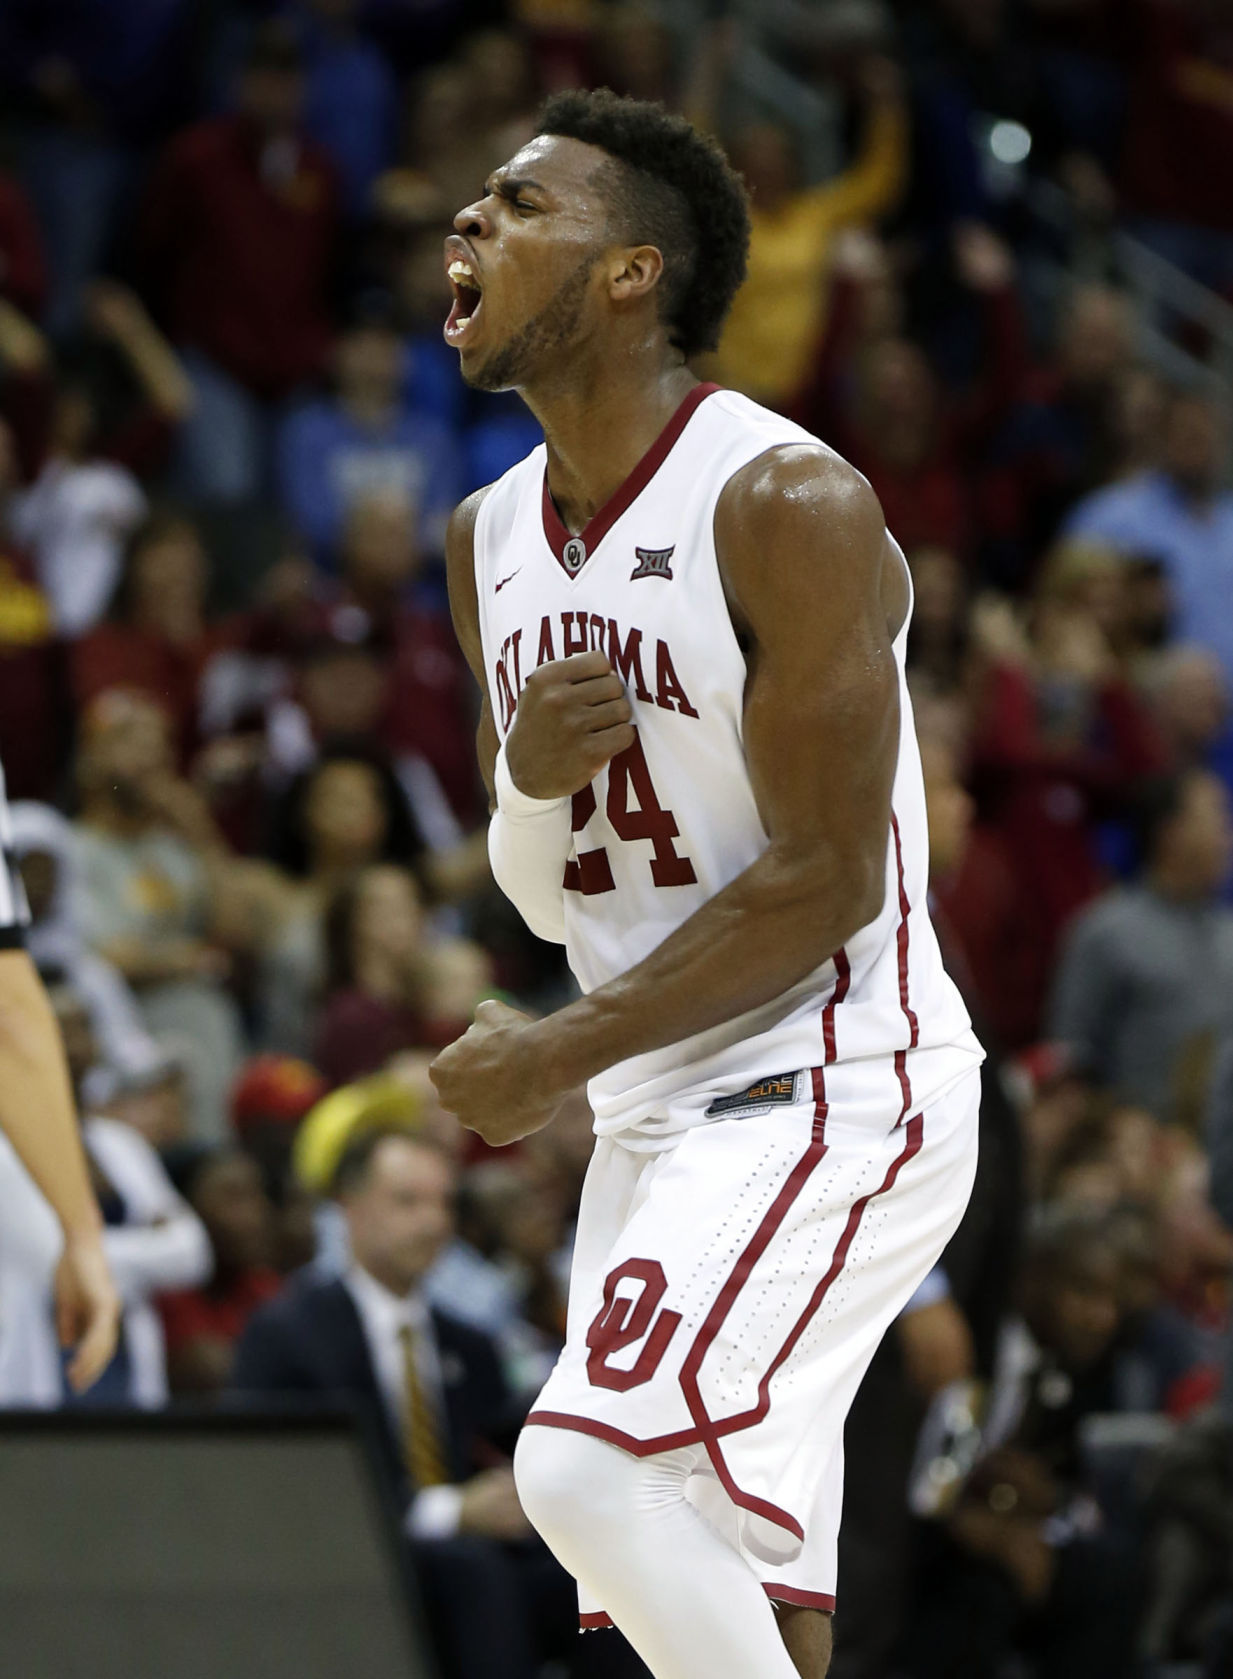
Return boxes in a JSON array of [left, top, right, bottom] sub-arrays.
[[564, 731, 697, 893]]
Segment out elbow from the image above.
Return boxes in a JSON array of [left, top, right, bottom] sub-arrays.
[[844, 856, 888, 936], [181, 1216, 215, 1288], [823, 851, 887, 940], [769, 846, 886, 943]]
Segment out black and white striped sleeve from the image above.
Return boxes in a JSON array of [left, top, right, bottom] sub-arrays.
[[0, 760, 30, 949]]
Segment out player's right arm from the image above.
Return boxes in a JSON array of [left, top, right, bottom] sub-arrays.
[[0, 768, 120, 1390], [0, 967, 120, 1391], [445, 490, 633, 944]]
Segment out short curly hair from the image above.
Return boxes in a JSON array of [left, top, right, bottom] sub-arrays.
[[536, 88, 750, 358]]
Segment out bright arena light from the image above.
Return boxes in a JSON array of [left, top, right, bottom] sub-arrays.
[[989, 120, 1032, 165]]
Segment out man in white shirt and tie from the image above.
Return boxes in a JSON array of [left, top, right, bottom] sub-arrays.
[[236, 1127, 651, 1678], [335, 1132, 528, 1544]]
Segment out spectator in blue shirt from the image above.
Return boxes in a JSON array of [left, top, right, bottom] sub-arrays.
[[394, 231, 469, 434], [277, 313, 461, 569], [1064, 390, 1233, 698], [295, 0, 399, 217]]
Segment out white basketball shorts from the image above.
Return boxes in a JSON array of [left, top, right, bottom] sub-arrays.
[[525, 1065, 981, 1623]]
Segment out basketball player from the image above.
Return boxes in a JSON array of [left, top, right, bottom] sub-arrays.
[[429, 90, 984, 1678], [0, 758, 120, 1391]]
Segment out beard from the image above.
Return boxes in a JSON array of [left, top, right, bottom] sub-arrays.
[[462, 256, 594, 392]]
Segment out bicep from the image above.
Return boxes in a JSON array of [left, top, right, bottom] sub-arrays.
[[742, 590, 899, 868], [722, 450, 900, 903]]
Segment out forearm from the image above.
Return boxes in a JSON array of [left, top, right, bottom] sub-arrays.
[[811, 93, 907, 230], [487, 743, 571, 944], [95, 936, 208, 985], [104, 1210, 211, 1299], [532, 842, 880, 1090], [0, 953, 101, 1239]]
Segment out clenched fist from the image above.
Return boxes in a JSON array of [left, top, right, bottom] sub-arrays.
[[506, 651, 635, 800], [429, 999, 573, 1147]]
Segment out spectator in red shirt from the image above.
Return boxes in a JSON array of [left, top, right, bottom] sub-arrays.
[[73, 512, 220, 768], [160, 1143, 281, 1397], [1120, 0, 1233, 292], [337, 487, 483, 831], [964, 577, 1169, 1045], [313, 863, 434, 1086], [799, 225, 1027, 572], [139, 20, 340, 505], [0, 170, 47, 320], [0, 416, 70, 799], [0, 280, 192, 495], [230, 1054, 327, 1274], [313, 863, 491, 1087], [980, 286, 1145, 589]]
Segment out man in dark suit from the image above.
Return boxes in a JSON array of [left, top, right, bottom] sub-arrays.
[[233, 1126, 590, 1679]]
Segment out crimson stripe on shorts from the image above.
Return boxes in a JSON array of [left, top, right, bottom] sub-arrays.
[[890, 813, 919, 1123], [748, 1110, 925, 1410], [822, 948, 850, 1066], [580, 1585, 839, 1628], [523, 1409, 705, 1455], [674, 1100, 830, 1543], [764, 1584, 837, 1614]]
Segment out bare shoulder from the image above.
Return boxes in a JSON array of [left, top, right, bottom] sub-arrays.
[[445, 482, 496, 570], [715, 443, 901, 631], [717, 443, 884, 563], [445, 483, 497, 674]]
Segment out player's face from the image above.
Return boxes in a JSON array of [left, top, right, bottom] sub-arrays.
[[444, 134, 614, 391]]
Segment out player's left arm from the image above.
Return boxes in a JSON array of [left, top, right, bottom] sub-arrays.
[[430, 445, 904, 1143]]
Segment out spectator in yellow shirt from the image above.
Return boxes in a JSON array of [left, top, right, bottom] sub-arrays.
[[711, 58, 908, 410]]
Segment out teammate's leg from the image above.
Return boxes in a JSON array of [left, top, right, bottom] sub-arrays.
[[514, 1427, 802, 1679], [774, 1604, 833, 1678]]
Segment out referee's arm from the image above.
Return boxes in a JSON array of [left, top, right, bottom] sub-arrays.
[[0, 767, 120, 1390]]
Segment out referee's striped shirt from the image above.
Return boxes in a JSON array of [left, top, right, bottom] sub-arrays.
[[0, 760, 30, 949]]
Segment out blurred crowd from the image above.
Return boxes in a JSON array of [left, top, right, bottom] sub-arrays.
[[0, 1, 1232, 1677]]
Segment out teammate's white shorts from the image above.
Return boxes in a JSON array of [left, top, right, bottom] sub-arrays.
[[525, 1065, 981, 1624]]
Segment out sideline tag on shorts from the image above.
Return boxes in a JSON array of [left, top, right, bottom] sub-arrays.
[[705, 1072, 801, 1120]]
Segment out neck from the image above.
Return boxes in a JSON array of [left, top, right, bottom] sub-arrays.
[[358, 1256, 419, 1300], [520, 349, 696, 535]]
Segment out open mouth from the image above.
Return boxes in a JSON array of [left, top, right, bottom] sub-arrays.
[[445, 258, 484, 343]]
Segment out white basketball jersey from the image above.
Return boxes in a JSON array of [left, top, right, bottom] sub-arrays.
[[475, 384, 983, 1146]]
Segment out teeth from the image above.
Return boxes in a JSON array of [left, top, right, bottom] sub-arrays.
[[448, 260, 476, 284], [447, 316, 471, 336]]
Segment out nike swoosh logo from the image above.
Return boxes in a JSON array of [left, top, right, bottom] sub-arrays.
[[494, 569, 521, 593]]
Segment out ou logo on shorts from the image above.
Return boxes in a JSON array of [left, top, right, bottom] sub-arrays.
[[585, 1258, 682, 1392]]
